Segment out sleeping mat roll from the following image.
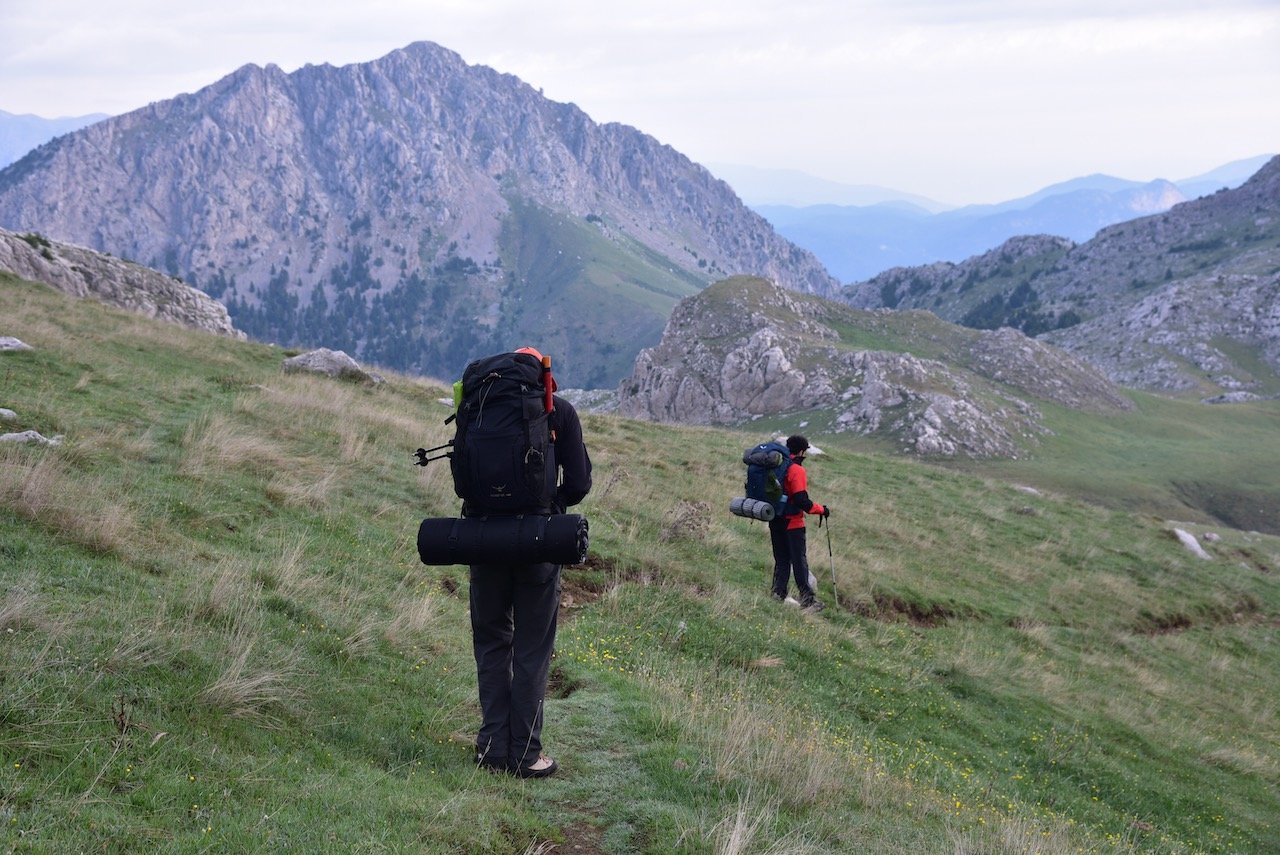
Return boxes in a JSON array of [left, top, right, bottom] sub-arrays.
[[417, 514, 589, 566]]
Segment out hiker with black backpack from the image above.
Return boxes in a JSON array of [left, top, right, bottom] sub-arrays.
[[769, 435, 829, 611], [452, 346, 591, 779]]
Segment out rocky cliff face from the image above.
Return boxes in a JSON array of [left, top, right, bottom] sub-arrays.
[[843, 157, 1280, 397], [0, 41, 836, 387], [0, 228, 242, 339], [617, 276, 1130, 458]]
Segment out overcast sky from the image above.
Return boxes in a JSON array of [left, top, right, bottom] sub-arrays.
[[1, 0, 1277, 205]]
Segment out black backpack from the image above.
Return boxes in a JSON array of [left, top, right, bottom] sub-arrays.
[[449, 352, 557, 514]]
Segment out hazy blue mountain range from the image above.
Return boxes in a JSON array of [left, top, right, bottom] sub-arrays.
[[842, 156, 1280, 399], [0, 109, 109, 169], [0, 42, 836, 389], [707, 162, 952, 211], [751, 154, 1274, 282]]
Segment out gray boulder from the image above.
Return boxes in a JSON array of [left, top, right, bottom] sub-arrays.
[[0, 429, 63, 447], [283, 348, 383, 384]]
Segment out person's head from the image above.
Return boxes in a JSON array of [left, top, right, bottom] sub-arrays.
[[786, 434, 810, 460], [515, 346, 557, 391], [515, 346, 544, 362]]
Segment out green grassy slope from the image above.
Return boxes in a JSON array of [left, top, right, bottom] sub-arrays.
[[498, 198, 707, 389], [957, 392, 1280, 535], [3, 273, 1279, 853]]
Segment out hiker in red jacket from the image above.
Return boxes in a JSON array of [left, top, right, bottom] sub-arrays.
[[769, 435, 829, 611]]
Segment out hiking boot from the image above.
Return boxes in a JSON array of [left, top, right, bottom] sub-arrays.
[[514, 754, 558, 779], [801, 597, 825, 613]]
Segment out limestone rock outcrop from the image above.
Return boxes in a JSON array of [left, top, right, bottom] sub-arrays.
[[618, 276, 1130, 458], [0, 228, 242, 339]]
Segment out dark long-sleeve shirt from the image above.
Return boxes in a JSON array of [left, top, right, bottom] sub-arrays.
[[550, 395, 592, 510]]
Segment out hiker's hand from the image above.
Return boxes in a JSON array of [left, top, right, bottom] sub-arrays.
[[821, 506, 831, 518]]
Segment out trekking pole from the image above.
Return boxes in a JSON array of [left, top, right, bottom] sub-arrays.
[[823, 516, 839, 609]]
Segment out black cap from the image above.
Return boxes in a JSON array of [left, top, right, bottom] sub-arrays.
[[786, 435, 810, 454]]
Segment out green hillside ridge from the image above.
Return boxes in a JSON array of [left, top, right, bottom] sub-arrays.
[[496, 197, 707, 388], [214, 197, 707, 390], [3, 273, 1280, 853]]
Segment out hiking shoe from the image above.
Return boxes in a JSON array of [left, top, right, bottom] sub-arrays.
[[514, 754, 558, 779], [801, 598, 825, 613]]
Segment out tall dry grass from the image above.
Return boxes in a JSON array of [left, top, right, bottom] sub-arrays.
[[949, 814, 1120, 855], [0, 587, 44, 633], [191, 556, 261, 625], [196, 632, 297, 724], [265, 466, 339, 509], [643, 665, 870, 813], [640, 659, 1098, 854], [254, 535, 317, 597], [180, 412, 291, 476], [0, 445, 139, 555], [385, 593, 444, 649]]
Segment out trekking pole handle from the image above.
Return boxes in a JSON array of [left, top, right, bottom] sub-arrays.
[[542, 355, 554, 414], [414, 441, 453, 466]]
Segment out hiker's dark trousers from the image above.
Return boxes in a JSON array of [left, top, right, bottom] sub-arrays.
[[469, 560, 560, 768], [769, 520, 816, 601]]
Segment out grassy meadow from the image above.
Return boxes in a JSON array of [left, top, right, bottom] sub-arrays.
[[956, 392, 1280, 536], [2, 272, 1279, 853]]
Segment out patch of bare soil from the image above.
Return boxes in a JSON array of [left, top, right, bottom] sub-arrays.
[[557, 818, 607, 854], [849, 591, 980, 627]]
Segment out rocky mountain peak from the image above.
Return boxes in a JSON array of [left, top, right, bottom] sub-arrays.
[[0, 40, 837, 388]]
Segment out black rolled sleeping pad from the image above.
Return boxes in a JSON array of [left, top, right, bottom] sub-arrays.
[[417, 514, 589, 566]]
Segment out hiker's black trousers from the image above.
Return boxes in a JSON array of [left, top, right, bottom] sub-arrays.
[[469, 560, 560, 768], [769, 521, 816, 601]]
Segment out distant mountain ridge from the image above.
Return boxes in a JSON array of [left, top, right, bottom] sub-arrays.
[[0, 109, 109, 169], [752, 155, 1274, 282], [0, 42, 837, 388], [707, 163, 952, 212], [843, 156, 1280, 399]]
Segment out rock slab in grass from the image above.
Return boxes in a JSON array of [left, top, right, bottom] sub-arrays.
[[0, 429, 63, 446], [283, 348, 383, 384]]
